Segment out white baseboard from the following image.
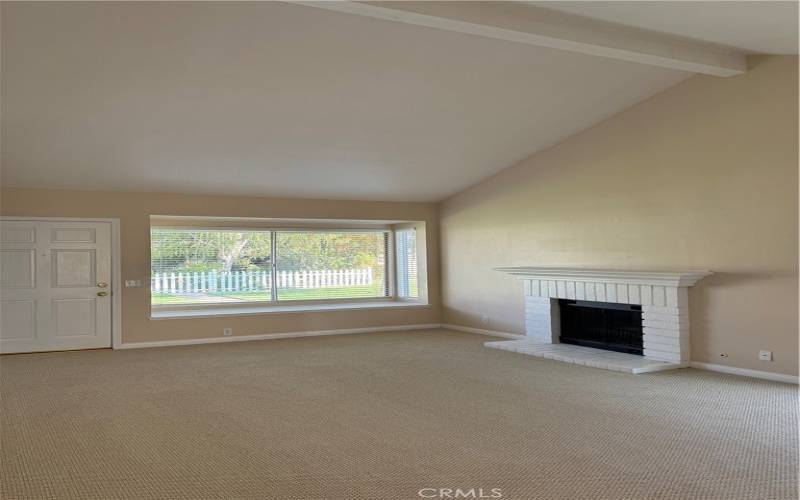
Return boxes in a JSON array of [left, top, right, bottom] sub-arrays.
[[690, 362, 798, 384], [442, 323, 526, 340], [117, 323, 443, 349]]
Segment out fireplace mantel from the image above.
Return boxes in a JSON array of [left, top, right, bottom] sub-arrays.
[[495, 267, 712, 287], [492, 266, 713, 367]]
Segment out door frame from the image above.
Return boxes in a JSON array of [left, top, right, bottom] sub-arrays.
[[1, 216, 122, 349]]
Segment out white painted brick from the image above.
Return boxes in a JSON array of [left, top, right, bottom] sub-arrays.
[[641, 310, 688, 321], [652, 286, 666, 307], [643, 339, 682, 354], [640, 285, 653, 306], [524, 280, 532, 296], [525, 316, 551, 326], [642, 310, 688, 321], [566, 281, 576, 300], [606, 283, 617, 303], [648, 343, 689, 357], [531, 280, 540, 297], [525, 312, 550, 324], [525, 311, 551, 321], [575, 281, 586, 300], [596, 283, 607, 302], [525, 294, 549, 303], [525, 316, 550, 325], [525, 296, 555, 342], [525, 316, 551, 329], [644, 349, 682, 363], [643, 326, 685, 338], [643, 326, 688, 338], [548, 280, 557, 298], [628, 285, 641, 304], [525, 296, 550, 307], [525, 321, 552, 333], [644, 339, 688, 353], [525, 301, 551, 311], [617, 283, 629, 304], [643, 324, 686, 336], [556, 281, 566, 298], [525, 304, 550, 314], [641, 305, 683, 316], [666, 287, 688, 308], [665, 286, 678, 307], [642, 320, 689, 332], [586, 282, 596, 301]]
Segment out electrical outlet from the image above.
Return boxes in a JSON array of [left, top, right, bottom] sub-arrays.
[[223, 328, 233, 337], [758, 350, 773, 361], [481, 315, 490, 325]]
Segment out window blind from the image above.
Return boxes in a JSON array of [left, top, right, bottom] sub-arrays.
[[395, 228, 418, 299]]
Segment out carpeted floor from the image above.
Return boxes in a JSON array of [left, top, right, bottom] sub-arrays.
[[1, 329, 797, 500]]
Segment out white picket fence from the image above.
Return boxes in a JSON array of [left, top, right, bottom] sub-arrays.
[[151, 268, 374, 294]]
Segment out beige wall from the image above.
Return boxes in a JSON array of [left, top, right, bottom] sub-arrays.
[[1, 56, 796, 376], [0, 189, 442, 343], [440, 55, 798, 376]]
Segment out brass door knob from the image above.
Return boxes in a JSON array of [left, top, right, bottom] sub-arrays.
[[97, 282, 108, 288], [97, 291, 108, 297]]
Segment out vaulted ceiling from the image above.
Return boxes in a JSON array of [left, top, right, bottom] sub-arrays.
[[1, 2, 796, 201]]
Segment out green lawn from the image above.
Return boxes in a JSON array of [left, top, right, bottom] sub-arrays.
[[151, 285, 385, 305]]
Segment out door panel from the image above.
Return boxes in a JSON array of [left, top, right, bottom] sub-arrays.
[[50, 227, 96, 243], [53, 298, 96, 337], [1, 220, 112, 353], [0, 300, 36, 340], [52, 249, 96, 287], [0, 250, 35, 288], [1, 226, 36, 243]]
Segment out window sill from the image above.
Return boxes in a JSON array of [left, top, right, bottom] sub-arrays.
[[149, 300, 429, 320]]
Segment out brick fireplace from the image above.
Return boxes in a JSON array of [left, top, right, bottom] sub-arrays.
[[487, 268, 712, 371]]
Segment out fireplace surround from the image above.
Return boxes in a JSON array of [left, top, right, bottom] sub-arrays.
[[494, 267, 712, 364]]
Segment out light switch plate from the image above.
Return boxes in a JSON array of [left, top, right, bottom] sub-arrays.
[[124, 280, 143, 287], [758, 350, 773, 361]]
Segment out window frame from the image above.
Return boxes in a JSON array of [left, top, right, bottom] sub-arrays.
[[150, 226, 277, 309], [150, 223, 426, 313]]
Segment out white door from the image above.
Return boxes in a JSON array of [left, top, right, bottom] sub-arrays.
[[1, 220, 113, 353]]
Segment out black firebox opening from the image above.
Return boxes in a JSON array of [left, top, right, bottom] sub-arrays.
[[558, 299, 643, 355]]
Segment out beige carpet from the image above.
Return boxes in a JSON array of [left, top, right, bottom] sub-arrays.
[[1, 329, 797, 500]]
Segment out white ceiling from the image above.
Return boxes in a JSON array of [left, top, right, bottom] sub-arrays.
[[528, 1, 798, 55], [0, 2, 791, 202]]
